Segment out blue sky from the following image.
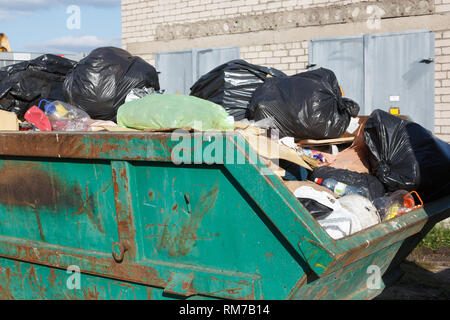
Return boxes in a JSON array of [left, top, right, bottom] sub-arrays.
[[1, 0, 121, 55]]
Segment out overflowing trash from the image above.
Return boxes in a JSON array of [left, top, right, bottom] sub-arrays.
[[190, 59, 286, 121], [314, 177, 370, 198], [364, 109, 450, 202], [301, 149, 326, 164], [249, 68, 360, 139], [289, 109, 448, 238], [41, 99, 92, 131], [324, 117, 371, 174], [294, 186, 380, 239], [63, 47, 160, 121], [309, 166, 385, 201], [13, 98, 120, 132], [0, 50, 447, 242], [373, 190, 423, 221], [0, 54, 76, 119]]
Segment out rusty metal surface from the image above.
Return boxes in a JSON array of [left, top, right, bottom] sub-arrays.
[[0, 162, 104, 237], [0, 237, 262, 300], [0, 132, 174, 161]]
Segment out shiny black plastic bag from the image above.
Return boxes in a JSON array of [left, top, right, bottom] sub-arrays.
[[249, 68, 360, 139], [63, 47, 160, 121], [364, 109, 450, 202], [297, 198, 333, 221], [308, 166, 385, 201], [0, 54, 76, 119], [190, 59, 286, 121]]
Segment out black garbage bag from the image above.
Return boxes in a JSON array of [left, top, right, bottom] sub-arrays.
[[0, 54, 76, 119], [190, 59, 286, 121], [63, 47, 160, 121], [297, 198, 333, 221], [308, 166, 385, 201], [364, 109, 450, 202], [249, 68, 360, 139]]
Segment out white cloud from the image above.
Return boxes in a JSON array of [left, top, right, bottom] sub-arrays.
[[0, 8, 33, 21], [25, 35, 121, 54]]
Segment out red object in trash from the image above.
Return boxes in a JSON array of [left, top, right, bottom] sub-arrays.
[[24, 106, 52, 131]]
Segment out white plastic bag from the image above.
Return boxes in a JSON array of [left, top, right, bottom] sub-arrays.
[[295, 186, 379, 240]]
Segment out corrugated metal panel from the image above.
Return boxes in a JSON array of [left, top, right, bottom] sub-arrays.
[[195, 47, 240, 82], [310, 36, 365, 109], [310, 30, 435, 131], [156, 47, 240, 95], [364, 31, 435, 130], [155, 50, 193, 94]]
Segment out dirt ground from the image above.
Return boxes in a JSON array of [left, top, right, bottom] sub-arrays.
[[376, 246, 450, 300]]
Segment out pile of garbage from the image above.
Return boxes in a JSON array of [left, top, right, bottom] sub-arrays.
[[1, 48, 449, 241], [0, 54, 76, 119], [278, 108, 450, 239], [64, 47, 160, 121], [249, 67, 360, 139], [0, 47, 161, 132]]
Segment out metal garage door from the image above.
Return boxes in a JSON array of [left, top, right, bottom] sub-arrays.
[[155, 50, 193, 95], [309, 30, 435, 131], [310, 36, 365, 110], [156, 47, 240, 95]]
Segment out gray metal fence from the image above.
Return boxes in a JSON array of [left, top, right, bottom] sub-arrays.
[[0, 52, 86, 68]]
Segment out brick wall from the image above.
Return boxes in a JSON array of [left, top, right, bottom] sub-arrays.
[[122, 0, 366, 49], [436, 0, 450, 12], [240, 41, 309, 76], [435, 29, 450, 142]]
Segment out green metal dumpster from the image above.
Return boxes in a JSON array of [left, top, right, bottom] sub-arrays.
[[0, 131, 448, 300]]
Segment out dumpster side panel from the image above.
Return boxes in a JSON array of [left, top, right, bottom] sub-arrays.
[[1, 133, 448, 300], [0, 157, 312, 299], [0, 132, 337, 276], [224, 135, 337, 276], [0, 258, 189, 300], [126, 161, 311, 299], [324, 195, 450, 276], [292, 241, 403, 300], [0, 158, 118, 252]]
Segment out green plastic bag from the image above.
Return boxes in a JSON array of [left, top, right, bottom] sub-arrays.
[[117, 94, 235, 131]]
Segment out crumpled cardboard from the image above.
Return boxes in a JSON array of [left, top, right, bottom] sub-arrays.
[[236, 124, 312, 171], [0, 110, 19, 131], [321, 117, 370, 174]]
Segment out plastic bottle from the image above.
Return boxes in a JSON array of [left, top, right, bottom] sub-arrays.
[[372, 190, 416, 221], [314, 178, 369, 198]]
